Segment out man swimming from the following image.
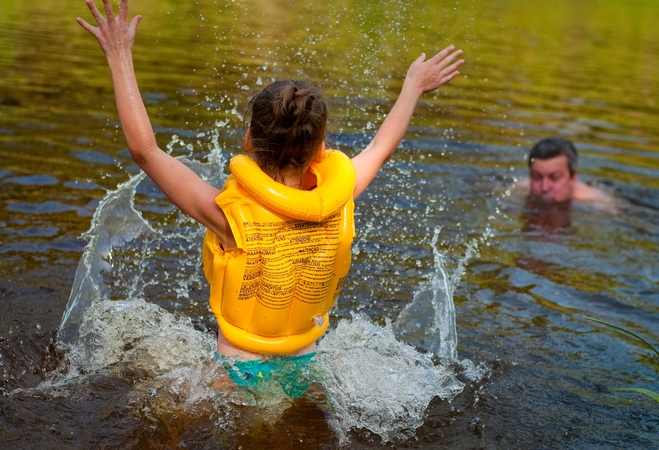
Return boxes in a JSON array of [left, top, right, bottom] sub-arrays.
[[525, 137, 614, 204]]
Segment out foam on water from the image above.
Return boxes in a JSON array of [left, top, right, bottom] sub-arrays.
[[316, 314, 464, 442], [67, 298, 215, 377], [55, 298, 469, 443]]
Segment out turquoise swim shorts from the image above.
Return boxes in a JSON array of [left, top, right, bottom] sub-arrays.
[[215, 351, 316, 398]]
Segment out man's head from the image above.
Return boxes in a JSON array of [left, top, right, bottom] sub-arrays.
[[528, 138, 578, 203]]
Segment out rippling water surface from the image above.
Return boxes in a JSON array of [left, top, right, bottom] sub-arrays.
[[1, 0, 658, 448]]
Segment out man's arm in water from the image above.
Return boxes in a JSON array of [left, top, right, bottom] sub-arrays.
[[351, 46, 464, 199], [77, 0, 233, 244]]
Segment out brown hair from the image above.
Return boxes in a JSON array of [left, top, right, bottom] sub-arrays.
[[244, 80, 327, 180], [529, 137, 578, 177]]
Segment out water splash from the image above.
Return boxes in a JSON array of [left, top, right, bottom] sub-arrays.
[[58, 131, 227, 346], [66, 297, 215, 378], [314, 225, 493, 443], [57, 173, 158, 345], [394, 226, 492, 361], [316, 314, 464, 443]]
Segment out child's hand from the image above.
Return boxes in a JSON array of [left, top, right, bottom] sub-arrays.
[[76, 0, 142, 60], [404, 45, 464, 95]]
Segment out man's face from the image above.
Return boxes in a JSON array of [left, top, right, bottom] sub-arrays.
[[529, 155, 575, 203]]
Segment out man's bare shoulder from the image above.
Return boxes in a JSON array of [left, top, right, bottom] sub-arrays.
[[573, 180, 619, 212], [573, 180, 615, 203], [514, 176, 618, 212]]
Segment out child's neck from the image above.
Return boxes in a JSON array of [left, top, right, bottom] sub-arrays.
[[276, 168, 317, 190]]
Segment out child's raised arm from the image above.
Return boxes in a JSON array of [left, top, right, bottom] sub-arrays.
[[77, 0, 232, 244], [351, 46, 464, 199]]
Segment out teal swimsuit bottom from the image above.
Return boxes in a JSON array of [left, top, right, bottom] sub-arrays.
[[215, 351, 316, 398]]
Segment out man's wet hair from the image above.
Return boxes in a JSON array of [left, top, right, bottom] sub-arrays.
[[528, 137, 578, 177]]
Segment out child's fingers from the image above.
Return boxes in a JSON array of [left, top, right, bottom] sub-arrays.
[[441, 59, 465, 76], [428, 45, 457, 64], [76, 16, 107, 46], [427, 59, 464, 91], [435, 49, 463, 70], [85, 0, 106, 24], [439, 70, 461, 85], [129, 15, 142, 33], [102, 0, 115, 21], [119, 0, 129, 23], [76, 16, 98, 35]]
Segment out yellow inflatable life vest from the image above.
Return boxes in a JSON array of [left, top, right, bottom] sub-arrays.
[[203, 149, 356, 354]]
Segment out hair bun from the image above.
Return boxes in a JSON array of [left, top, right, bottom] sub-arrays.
[[245, 80, 328, 179]]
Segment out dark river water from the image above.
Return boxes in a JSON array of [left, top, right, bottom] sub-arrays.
[[1, 0, 658, 448]]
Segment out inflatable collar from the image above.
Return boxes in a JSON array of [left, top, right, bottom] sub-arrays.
[[204, 149, 356, 354], [230, 149, 356, 222]]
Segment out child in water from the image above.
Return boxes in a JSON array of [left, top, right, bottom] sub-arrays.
[[77, 0, 464, 390]]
